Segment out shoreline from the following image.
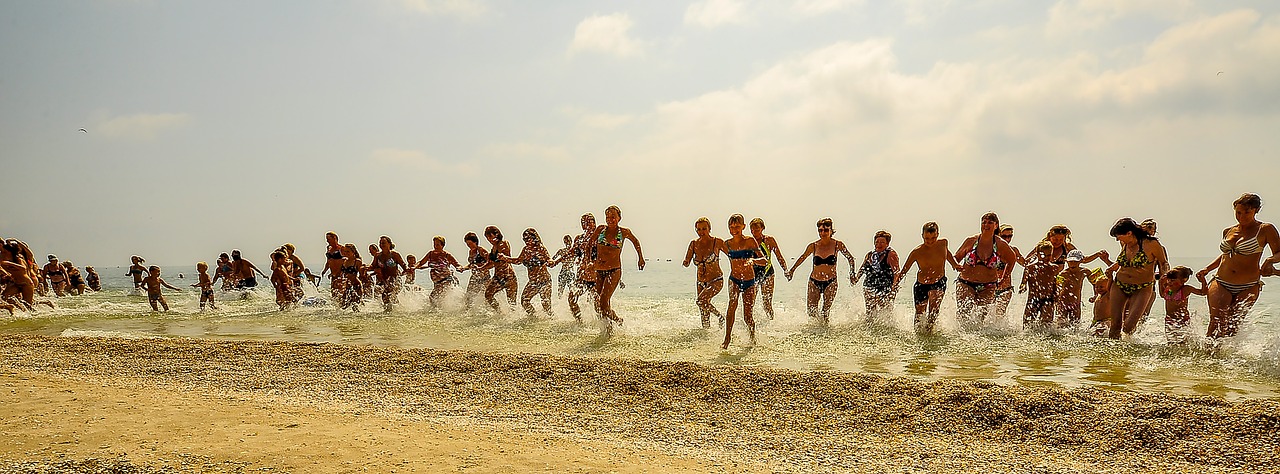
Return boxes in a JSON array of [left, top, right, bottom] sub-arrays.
[[2, 334, 1277, 473]]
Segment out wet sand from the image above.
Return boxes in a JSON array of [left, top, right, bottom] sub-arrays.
[[1, 334, 1277, 473]]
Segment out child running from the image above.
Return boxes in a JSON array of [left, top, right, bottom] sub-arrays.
[[1087, 269, 1112, 337], [1021, 241, 1059, 327], [270, 250, 298, 311], [1159, 266, 1208, 345], [139, 265, 181, 312], [896, 222, 960, 334], [749, 218, 788, 321], [720, 214, 763, 349], [1055, 250, 1092, 327], [550, 235, 576, 297], [191, 262, 216, 310]]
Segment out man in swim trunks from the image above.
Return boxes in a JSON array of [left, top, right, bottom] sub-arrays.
[[896, 222, 960, 334]]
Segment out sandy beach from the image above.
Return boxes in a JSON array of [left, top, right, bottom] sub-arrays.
[[1, 334, 1277, 473]]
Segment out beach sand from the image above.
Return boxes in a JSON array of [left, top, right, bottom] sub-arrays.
[[1, 334, 1277, 473]]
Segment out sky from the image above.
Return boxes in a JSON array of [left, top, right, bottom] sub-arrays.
[[2, 0, 1279, 268]]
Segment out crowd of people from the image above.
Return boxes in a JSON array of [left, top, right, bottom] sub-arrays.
[[4, 196, 1279, 349]]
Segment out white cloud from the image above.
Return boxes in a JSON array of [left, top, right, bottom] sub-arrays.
[[568, 13, 644, 57], [899, 0, 949, 26], [369, 148, 477, 175], [1046, 0, 1192, 36], [793, 0, 862, 16], [93, 112, 190, 140], [684, 0, 748, 28], [398, 0, 487, 18]]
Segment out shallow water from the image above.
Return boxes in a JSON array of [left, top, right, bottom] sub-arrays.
[[4, 259, 1279, 400]]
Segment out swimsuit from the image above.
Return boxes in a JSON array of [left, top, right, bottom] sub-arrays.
[[1023, 295, 1055, 325], [697, 276, 723, 293], [326, 251, 343, 260], [956, 278, 998, 294], [754, 240, 775, 280], [1215, 230, 1264, 296], [726, 247, 757, 260], [963, 238, 1000, 268], [913, 276, 947, 305], [597, 228, 624, 249], [729, 275, 756, 291], [1213, 277, 1260, 296], [238, 277, 258, 289], [1115, 280, 1154, 296], [860, 248, 895, 294], [810, 277, 836, 293], [813, 254, 838, 266], [1114, 242, 1155, 296]]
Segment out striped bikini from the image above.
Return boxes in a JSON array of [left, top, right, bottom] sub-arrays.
[[1216, 232, 1264, 295]]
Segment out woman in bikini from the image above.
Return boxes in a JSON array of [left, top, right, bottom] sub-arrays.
[[953, 212, 1019, 323], [856, 230, 899, 319], [590, 206, 644, 330], [1105, 218, 1168, 339], [720, 214, 764, 349], [786, 218, 857, 326], [338, 243, 365, 310], [549, 235, 577, 298], [458, 232, 491, 309], [1196, 193, 1279, 340], [483, 226, 519, 313], [421, 236, 463, 308], [749, 218, 788, 321], [320, 232, 346, 297], [374, 236, 408, 312], [127, 255, 148, 290], [682, 217, 725, 329], [43, 255, 68, 297], [503, 228, 554, 317]]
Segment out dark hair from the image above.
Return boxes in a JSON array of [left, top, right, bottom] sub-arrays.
[[1166, 266, 1193, 280], [464, 232, 479, 244], [981, 212, 999, 225], [380, 235, 395, 250], [816, 218, 834, 235], [606, 205, 622, 218], [271, 250, 287, 261], [874, 230, 892, 244], [728, 214, 745, 226], [484, 226, 503, 242], [1109, 218, 1150, 240], [523, 228, 541, 245], [922, 222, 938, 233], [1234, 193, 1263, 211], [1044, 225, 1072, 244]]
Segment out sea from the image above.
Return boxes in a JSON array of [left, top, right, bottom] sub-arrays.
[[3, 256, 1278, 400]]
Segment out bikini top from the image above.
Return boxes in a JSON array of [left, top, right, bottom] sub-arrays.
[[693, 241, 719, 266], [326, 250, 343, 260], [130, 267, 144, 275], [758, 240, 772, 272], [1162, 286, 1186, 302], [526, 252, 548, 267], [1220, 232, 1263, 257], [384, 257, 396, 268], [964, 238, 999, 268], [726, 247, 756, 260], [471, 250, 487, 265], [1116, 244, 1150, 269], [813, 254, 838, 266], [597, 228, 624, 249]]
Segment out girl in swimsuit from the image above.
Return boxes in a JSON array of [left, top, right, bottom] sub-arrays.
[[375, 236, 408, 312], [1197, 193, 1279, 340], [85, 266, 101, 292], [338, 243, 364, 311], [567, 214, 599, 322], [212, 253, 235, 291], [856, 230, 899, 320], [503, 228, 554, 317], [749, 218, 788, 321], [589, 206, 644, 331], [43, 255, 67, 297], [549, 235, 576, 297], [420, 236, 463, 309], [1159, 266, 1207, 345], [720, 214, 764, 349], [484, 226, 519, 313], [953, 212, 1019, 324], [458, 232, 491, 309], [1104, 218, 1169, 339], [786, 218, 857, 326], [682, 217, 725, 329], [64, 262, 86, 296]]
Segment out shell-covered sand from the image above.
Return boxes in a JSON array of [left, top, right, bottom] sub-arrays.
[[1, 334, 1277, 473]]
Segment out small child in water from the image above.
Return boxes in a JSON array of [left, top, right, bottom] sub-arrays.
[[140, 265, 181, 311], [192, 262, 216, 311], [1159, 266, 1207, 345], [1055, 250, 1092, 327], [1087, 269, 1112, 337], [404, 255, 418, 285]]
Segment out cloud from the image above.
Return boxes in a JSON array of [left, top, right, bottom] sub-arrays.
[[93, 112, 190, 140], [398, 0, 487, 18], [898, 0, 949, 26], [369, 148, 477, 175], [568, 13, 644, 58], [1046, 0, 1192, 36], [793, 0, 862, 16], [684, 0, 748, 28], [481, 142, 571, 163]]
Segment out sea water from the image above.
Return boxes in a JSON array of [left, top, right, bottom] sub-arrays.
[[3, 258, 1278, 399]]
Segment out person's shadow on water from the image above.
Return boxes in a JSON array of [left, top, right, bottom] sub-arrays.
[[715, 345, 754, 364]]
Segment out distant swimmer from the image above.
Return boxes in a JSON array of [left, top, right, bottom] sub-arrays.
[[1217, 71, 1224, 75], [78, 128, 87, 133]]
